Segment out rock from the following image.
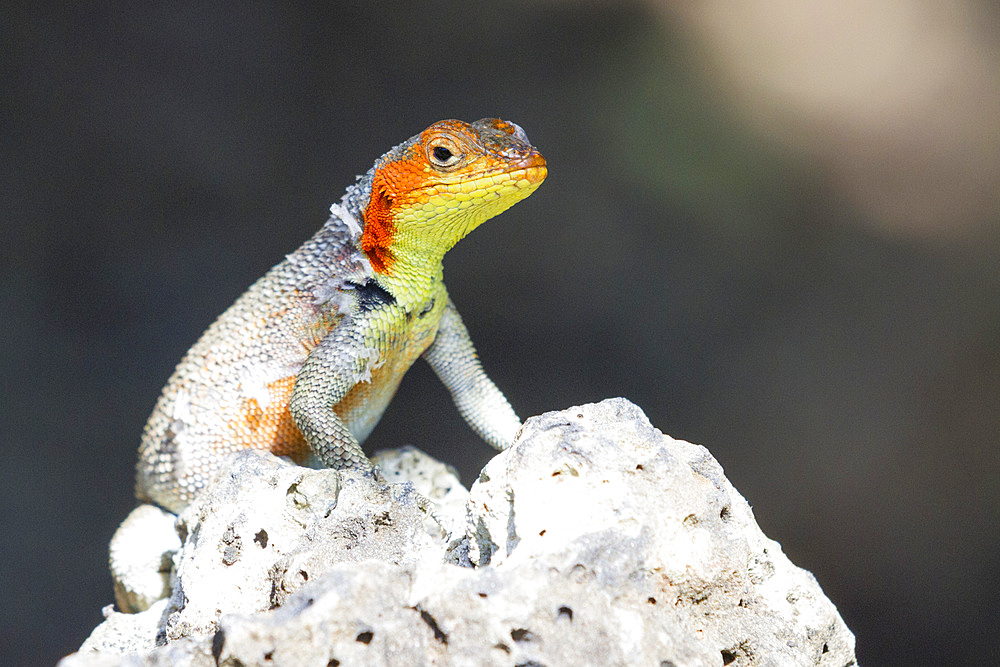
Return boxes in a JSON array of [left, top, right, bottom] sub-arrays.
[[63, 399, 857, 666], [371, 444, 470, 540], [108, 505, 180, 613], [465, 399, 856, 665], [164, 448, 439, 642], [66, 600, 167, 662]]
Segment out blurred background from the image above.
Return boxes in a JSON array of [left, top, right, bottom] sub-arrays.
[[4, 2, 998, 664]]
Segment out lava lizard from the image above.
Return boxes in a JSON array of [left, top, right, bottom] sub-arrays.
[[109, 118, 546, 611]]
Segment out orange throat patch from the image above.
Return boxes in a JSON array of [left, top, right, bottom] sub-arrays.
[[361, 171, 396, 274]]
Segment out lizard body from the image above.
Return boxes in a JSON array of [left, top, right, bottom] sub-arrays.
[[132, 118, 546, 513]]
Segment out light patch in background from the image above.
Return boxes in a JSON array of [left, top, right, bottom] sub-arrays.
[[661, 0, 1000, 241]]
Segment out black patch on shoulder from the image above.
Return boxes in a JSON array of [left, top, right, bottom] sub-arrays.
[[351, 279, 396, 311]]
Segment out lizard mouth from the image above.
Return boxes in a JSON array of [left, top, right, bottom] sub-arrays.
[[426, 151, 547, 199], [506, 152, 547, 186]]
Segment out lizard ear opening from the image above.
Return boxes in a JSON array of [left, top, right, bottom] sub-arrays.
[[361, 179, 395, 274]]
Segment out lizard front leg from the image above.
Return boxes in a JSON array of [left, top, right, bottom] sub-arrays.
[[423, 298, 521, 449], [290, 313, 381, 470]]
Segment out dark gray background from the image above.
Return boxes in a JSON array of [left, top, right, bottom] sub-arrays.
[[4, 3, 998, 665]]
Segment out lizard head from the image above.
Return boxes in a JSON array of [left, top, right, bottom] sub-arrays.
[[361, 118, 546, 276]]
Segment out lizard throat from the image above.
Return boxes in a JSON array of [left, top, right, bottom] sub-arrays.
[[360, 161, 546, 278]]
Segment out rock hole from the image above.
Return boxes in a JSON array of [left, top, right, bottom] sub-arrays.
[[647, 597, 657, 604], [683, 514, 698, 526], [417, 608, 448, 644], [355, 631, 373, 644], [577, 413, 584, 418], [510, 628, 532, 642], [660, 662, 677, 667], [557, 606, 573, 621], [636, 464, 644, 471], [721, 649, 737, 665], [720, 505, 731, 521], [494, 643, 511, 653], [264, 650, 274, 661], [327, 660, 340, 667], [478, 592, 488, 598], [822, 643, 829, 653], [211, 629, 225, 662], [539, 529, 547, 537], [300, 570, 309, 581], [254, 529, 269, 548]]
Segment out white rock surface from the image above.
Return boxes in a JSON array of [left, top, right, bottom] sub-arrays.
[[63, 399, 857, 666], [108, 505, 180, 613], [371, 444, 470, 540]]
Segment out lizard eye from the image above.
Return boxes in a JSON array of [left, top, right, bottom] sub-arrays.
[[428, 141, 462, 168], [433, 146, 453, 162]]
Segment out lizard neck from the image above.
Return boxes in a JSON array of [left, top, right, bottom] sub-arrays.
[[369, 249, 445, 312], [367, 217, 480, 311], [360, 166, 489, 312]]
